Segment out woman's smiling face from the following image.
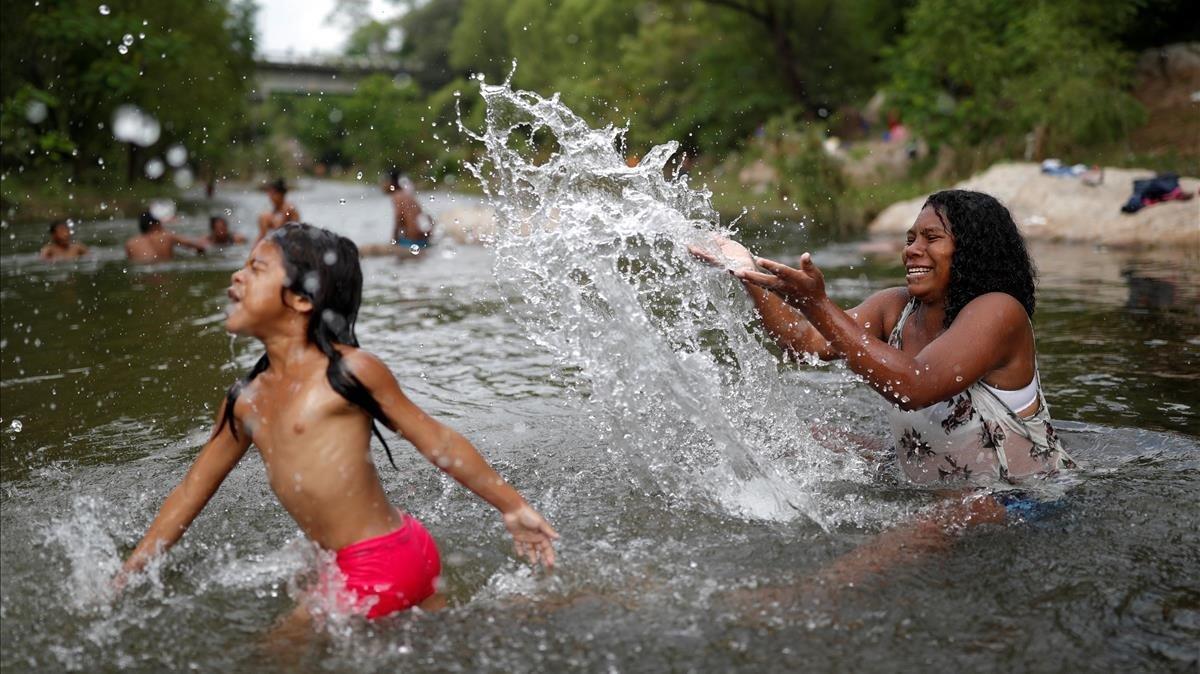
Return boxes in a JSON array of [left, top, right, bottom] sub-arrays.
[[903, 206, 955, 303]]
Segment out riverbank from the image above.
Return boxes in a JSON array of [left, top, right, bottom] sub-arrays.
[[0, 175, 186, 225], [869, 162, 1199, 249]]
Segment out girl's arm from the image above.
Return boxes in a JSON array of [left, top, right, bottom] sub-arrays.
[[344, 350, 559, 567], [737, 254, 1024, 410], [120, 400, 251, 577]]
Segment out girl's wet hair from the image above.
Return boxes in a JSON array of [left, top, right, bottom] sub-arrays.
[[923, 190, 1036, 328], [216, 222, 397, 468]]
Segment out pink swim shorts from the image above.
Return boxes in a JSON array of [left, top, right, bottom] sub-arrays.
[[334, 514, 442, 619]]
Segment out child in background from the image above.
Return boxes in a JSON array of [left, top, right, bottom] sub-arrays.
[[124, 211, 208, 263], [256, 178, 300, 243], [203, 215, 246, 247], [119, 223, 557, 621], [39, 220, 89, 260]]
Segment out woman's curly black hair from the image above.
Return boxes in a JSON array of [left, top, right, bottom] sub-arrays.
[[923, 190, 1036, 328]]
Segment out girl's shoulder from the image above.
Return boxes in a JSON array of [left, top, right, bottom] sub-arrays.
[[334, 345, 392, 381]]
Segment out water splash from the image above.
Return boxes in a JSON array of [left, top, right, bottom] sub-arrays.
[[463, 80, 841, 523]]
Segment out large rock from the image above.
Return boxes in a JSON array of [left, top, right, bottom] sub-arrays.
[[868, 162, 1199, 249]]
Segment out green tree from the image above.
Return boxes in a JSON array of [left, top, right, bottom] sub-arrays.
[[0, 0, 256, 184], [886, 0, 1146, 155]]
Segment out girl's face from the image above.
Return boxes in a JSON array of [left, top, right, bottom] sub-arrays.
[[903, 206, 955, 303], [226, 240, 301, 336]]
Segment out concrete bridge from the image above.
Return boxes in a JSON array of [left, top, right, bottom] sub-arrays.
[[251, 56, 410, 100]]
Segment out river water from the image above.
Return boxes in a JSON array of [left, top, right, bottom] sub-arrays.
[[2, 136, 1199, 669]]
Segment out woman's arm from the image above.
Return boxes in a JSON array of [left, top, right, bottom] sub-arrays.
[[344, 350, 559, 567], [121, 400, 251, 576], [738, 255, 1025, 410], [689, 237, 898, 358]]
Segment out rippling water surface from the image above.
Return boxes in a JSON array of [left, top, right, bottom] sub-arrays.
[[2, 95, 1198, 670]]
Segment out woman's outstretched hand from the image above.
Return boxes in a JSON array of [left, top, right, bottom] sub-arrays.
[[733, 252, 827, 307], [503, 505, 560, 569], [687, 235, 757, 273]]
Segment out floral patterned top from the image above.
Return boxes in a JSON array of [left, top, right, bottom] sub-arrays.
[[886, 299, 1074, 485]]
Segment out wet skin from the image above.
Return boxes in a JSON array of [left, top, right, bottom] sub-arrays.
[[255, 190, 300, 243], [121, 239, 558, 590], [124, 226, 208, 263], [40, 224, 88, 260], [693, 205, 1039, 414]]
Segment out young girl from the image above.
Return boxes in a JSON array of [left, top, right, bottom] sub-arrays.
[[120, 223, 558, 619]]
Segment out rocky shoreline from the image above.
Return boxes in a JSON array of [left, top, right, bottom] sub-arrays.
[[868, 162, 1198, 249]]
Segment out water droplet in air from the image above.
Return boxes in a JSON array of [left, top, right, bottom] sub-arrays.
[[144, 158, 165, 179], [24, 100, 48, 124], [112, 105, 161, 146], [409, 244, 420, 255], [165, 144, 187, 167], [122, 33, 134, 46], [117, 44, 128, 54], [955, 376, 963, 382], [98, 4, 110, 15], [9, 420, 22, 432], [355, 171, 363, 180], [338, 198, 346, 205], [173, 168, 194, 189]]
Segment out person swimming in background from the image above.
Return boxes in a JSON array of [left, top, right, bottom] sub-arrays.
[[125, 211, 208, 263], [39, 219, 88, 260], [256, 178, 300, 243], [385, 169, 433, 250], [691, 189, 1073, 585], [203, 215, 246, 247], [117, 223, 557, 627]]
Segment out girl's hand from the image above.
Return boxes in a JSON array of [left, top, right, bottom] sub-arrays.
[[687, 236, 756, 273], [733, 252, 827, 306], [502, 505, 560, 569]]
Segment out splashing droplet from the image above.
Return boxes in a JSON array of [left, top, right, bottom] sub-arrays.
[[165, 144, 187, 167], [112, 105, 160, 146], [98, 4, 110, 15], [144, 158, 165, 179], [9, 420, 22, 432]]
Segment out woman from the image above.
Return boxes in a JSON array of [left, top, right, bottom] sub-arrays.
[[695, 189, 1074, 587], [696, 189, 1071, 485]]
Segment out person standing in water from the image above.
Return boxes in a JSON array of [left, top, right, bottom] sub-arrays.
[[203, 215, 246, 248], [256, 178, 300, 243], [385, 170, 433, 250], [39, 220, 89, 260], [692, 189, 1073, 581], [118, 223, 557, 624], [124, 211, 208, 263]]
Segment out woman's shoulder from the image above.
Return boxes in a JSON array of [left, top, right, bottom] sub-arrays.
[[955, 292, 1030, 324], [866, 287, 913, 332]]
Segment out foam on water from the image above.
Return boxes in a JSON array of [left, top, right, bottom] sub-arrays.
[[463, 79, 858, 524]]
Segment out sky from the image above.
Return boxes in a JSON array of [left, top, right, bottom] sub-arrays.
[[255, 0, 397, 59]]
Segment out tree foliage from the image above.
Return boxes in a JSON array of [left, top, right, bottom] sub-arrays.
[[886, 0, 1147, 152], [1, 0, 256, 183]]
